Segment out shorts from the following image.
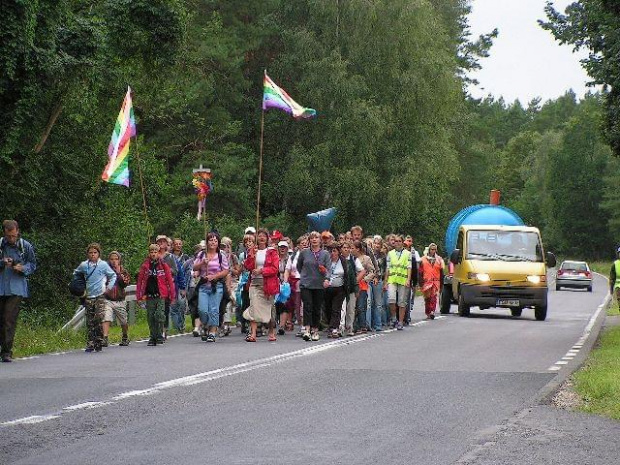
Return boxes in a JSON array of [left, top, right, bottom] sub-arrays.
[[103, 300, 128, 325], [388, 283, 408, 308]]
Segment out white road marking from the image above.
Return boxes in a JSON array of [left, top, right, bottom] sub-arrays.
[[547, 291, 610, 371], [1, 415, 61, 426], [62, 402, 112, 411], [1, 318, 444, 428]]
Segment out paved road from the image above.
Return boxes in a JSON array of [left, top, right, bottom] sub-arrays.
[[1, 274, 617, 464]]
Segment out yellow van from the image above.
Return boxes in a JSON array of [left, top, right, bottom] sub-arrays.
[[449, 225, 556, 320]]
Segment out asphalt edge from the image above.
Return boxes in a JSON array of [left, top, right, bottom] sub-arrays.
[[455, 273, 613, 464], [536, 272, 611, 405]]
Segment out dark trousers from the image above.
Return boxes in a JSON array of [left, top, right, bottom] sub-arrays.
[[301, 288, 325, 328], [84, 296, 105, 349], [0, 296, 21, 357], [164, 300, 170, 329], [146, 298, 165, 341], [325, 286, 345, 330]]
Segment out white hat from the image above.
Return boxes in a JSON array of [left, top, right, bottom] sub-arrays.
[[244, 226, 256, 234], [277, 240, 289, 248]]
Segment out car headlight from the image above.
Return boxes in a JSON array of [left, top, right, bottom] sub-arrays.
[[468, 272, 490, 282], [526, 275, 546, 284]]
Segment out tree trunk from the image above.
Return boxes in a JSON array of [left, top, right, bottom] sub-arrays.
[[33, 101, 64, 153]]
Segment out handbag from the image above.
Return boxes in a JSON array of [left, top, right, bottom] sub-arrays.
[[69, 263, 98, 298]]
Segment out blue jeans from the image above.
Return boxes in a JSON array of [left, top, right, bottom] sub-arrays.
[[169, 294, 187, 331], [383, 289, 390, 324], [198, 282, 223, 328], [369, 280, 384, 330], [355, 290, 368, 330]]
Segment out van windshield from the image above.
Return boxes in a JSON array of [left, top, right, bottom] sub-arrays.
[[466, 230, 543, 262]]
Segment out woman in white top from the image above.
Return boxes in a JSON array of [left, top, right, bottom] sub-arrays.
[[324, 244, 348, 337]]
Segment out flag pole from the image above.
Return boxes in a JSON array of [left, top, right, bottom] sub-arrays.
[[133, 134, 151, 244], [256, 70, 266, 230]]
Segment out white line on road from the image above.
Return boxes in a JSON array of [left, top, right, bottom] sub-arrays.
[[0, 317, 444, 428], [547, 292, 610, 371]]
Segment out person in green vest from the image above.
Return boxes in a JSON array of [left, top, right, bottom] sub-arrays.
[[383, 234, 412, 330], [609, 247, 620, 306]]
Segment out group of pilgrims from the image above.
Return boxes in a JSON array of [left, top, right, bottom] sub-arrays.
[[76, 225, 446, 350]]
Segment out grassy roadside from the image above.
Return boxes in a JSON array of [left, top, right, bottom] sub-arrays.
[[13, 310, 194, 358], [559, 259, 620, 420], [573, 323, 620, 420]]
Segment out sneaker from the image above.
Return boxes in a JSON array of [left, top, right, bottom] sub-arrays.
[[102, 336, 109, 348], [156, 337, 165, 344], [94, 345, 103, 352], [206, 333, 216, 343], [311, 331, 320, 342], [1, 355, 12, 363], [119, 335, 130, 346], [84, 345, 95, 353], [201, 333, 209, 342], [346, 329, 355, 337], [277, 327, 285, 336], [396, 322, 404, 331], [330, 329, 340, 338], [147, 339, 157, 346], [192, 327, 200, 337], [302, 331, 311, 341]]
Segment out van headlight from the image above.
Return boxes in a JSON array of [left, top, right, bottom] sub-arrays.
[[468, 272, 490, 282], [526, 275, 546, 284]]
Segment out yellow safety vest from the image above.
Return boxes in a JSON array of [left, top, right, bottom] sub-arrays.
[[614, 260, 620, 289], [387, 249, 411, 285]]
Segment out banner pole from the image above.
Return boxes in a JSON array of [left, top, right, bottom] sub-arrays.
[[256, 106, 265, 230], [133, 134, 151, 244]]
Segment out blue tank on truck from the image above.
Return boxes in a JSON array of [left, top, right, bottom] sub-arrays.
[[444, 204, 524, 256]]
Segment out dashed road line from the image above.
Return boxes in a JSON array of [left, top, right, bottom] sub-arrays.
[[547, 289, 610, 371], [0, 317, 444, 428]]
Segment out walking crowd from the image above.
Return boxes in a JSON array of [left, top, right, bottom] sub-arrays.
[[69, 224, 445, 352], [0, 217, 446, 357]]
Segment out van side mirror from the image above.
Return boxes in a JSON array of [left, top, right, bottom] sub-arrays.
[[546, 252, 556, 268], [450, 249, 461, 265]]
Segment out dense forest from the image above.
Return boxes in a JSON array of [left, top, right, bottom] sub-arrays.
[[0, 0, 618, 323]]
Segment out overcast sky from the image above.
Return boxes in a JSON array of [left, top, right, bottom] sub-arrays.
[[467, 0, 592, 104]]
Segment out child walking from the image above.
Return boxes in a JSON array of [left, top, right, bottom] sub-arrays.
[[137, 244, 176, 346]]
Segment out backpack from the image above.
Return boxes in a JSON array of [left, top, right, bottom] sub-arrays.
[[0, 237, 25, 261], [69, 262, 98, 298]]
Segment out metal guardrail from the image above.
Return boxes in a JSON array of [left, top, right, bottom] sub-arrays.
[[60, 285, 140, 332]]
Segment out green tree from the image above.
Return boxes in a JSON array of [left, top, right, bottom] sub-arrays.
[[540, 1, 620, 156]]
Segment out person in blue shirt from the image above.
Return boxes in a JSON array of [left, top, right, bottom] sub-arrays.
[[73, 243, 116, 352], [0, 220, 36, 362]]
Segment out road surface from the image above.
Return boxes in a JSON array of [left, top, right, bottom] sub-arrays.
[[1, 274, 617, 464]]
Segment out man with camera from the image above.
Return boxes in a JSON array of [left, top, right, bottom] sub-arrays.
[[0, 220, 37, 362]]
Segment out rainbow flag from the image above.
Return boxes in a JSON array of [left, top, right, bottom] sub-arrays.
[[262, 74, 316, 119], [102, 87, 136, 186]]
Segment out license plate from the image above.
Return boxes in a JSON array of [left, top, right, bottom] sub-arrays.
[[497, 299, 519, 307]]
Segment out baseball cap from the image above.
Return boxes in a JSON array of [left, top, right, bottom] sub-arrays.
[[155, 234, 169, 242], [271, 230, 283, 241], [277, 240, 289, 248], [244, 226, 256, 234]]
